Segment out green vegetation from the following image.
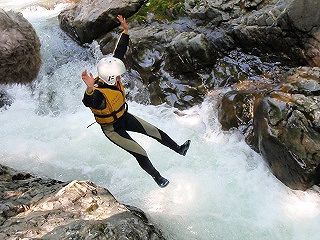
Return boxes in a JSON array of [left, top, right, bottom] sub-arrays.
[[131, 0, 185, 23]]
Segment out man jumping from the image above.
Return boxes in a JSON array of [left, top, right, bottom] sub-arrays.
[[81, 15, 190, 188]]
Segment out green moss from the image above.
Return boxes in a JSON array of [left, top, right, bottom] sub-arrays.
[[131, 0, 185, 23]]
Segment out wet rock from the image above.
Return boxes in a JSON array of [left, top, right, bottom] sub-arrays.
[[0, 165, 165, 239], [0, 90, 13, 109], [0, 9, 41, 84], [100, 24, 218, 108], [218, 80, 274, 146], [218, 67, 320, 190], [58, 0, 305, 109], [254, 67, 320, 190], [101, 21, 289, 108], [184, 0, 229, 24], [277, 0, 320, 66], [167, 31, 217, 73], [184, 0, 268, 25], [11, 173, 32, 181], [230, 0, 320, 66], [58, 0, 146, 44]]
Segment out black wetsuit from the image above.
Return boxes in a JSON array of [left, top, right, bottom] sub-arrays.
[[82, 33, 183, 181]]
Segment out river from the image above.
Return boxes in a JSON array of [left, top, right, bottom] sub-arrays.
[[1, 2, 320, 240]]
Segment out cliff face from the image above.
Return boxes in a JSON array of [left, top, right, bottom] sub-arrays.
[[0, 165, 165, 240]]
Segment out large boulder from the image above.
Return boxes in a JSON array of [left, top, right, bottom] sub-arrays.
[[167, 31, 217, 73], [0, 165, 66, 227], [218, 67, 320, 190], [277, 0, 320, 66], [254, 67, 320, 190], [100, 24, 219, 108], [230, 0, 320, 66], [0, 164, 165, 239], [58, 0, 146, 44], [0, 9, 41, 85]]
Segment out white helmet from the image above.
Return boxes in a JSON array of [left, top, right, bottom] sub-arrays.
[[97, 56, 126, 84]]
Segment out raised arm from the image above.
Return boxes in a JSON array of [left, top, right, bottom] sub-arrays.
[[117, 15, 128, 34], [113, 15, 129, 60]]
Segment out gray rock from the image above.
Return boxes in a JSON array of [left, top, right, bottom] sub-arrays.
[[218, 67, 320, 190], [0, 89, 13, 109], [167, 31, 217, 72], [277, 0, 320, 66], [59, 0, 320, 111], [58, 0, 146, 44], [218, 80, 275, 147], [99, 24, 218, 108], [0, 9, 41, 84], [254, 67, 320, 190], [230, 0, 320, 66], [0, 164, 165, 239], [184, 0, 270, 24]]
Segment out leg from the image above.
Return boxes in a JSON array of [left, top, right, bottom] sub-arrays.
[[123, 113, 183, 153], [101, 124, 169, 187], [101, 124, 161, 179]]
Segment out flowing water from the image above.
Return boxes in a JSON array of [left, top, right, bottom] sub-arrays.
[[1, 2, 320, 240]]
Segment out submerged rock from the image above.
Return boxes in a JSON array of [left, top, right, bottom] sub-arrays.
[[0, 9, 41, 85], [58, 0, 146, 44], [0, 164, 165, 239], [0, 90, 13, 109]]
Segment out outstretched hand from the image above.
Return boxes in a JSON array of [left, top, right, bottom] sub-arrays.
[[117, 15, 128, 33], [81, 70, 95, 89]]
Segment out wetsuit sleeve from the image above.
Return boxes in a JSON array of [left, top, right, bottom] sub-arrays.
[[82, 90, 106, 109], [113, 33, 129, 60]]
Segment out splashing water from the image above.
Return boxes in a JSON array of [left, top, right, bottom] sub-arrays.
[[1, 3, 320, 240]]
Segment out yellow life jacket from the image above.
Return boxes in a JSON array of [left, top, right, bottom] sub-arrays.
[[90, 81, 127, 125]]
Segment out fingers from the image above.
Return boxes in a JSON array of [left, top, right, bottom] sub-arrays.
[[117, 15, 128, 33], [81, 70, 87, 80], [117, 15, 126, 23], [81, 70, 94, 83]]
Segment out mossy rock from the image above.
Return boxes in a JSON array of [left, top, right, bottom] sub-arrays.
[[130, 0, 185, 23]]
